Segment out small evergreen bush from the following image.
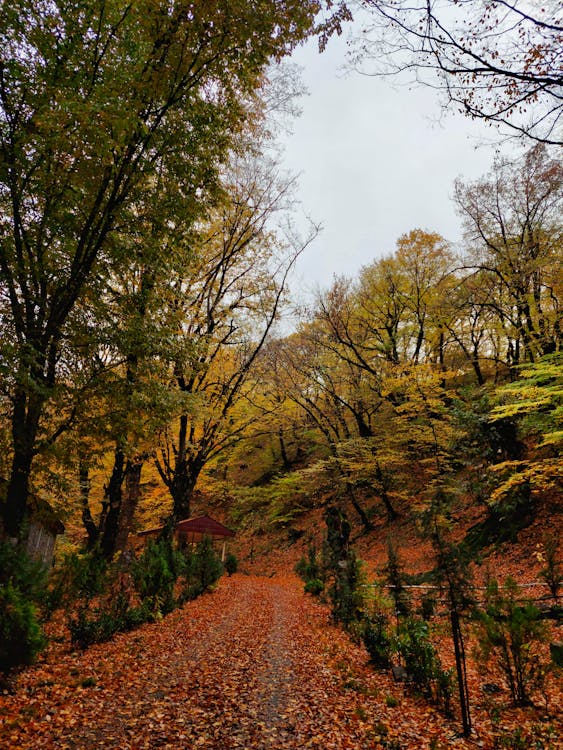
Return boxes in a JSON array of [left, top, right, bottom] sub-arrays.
[[0, 538, 48, 602], [132, 538, 181, 615], [47, 549, 108, 610], [328, 550, 366, 627], [295, 546, 321, 582], [68, 537, 224, 649], [539, 535, 561, 600], [304, 578, 324, 596], [362, 613, 393, 667], [181, 537, 223, 601], [322, 508, 366, 626], [419, 592, 437, 620], [193, 537, 223, 593], [384, 541, 411, 617], [68, 579, 152, 649], [0, 582, 46, 672], [68, 605, 114, 649], [397, 616, 452, 709], [0, 540, 48, 673], [474, 577, 548, 706], [296, 546, 324, 596], [224, 552, 238, 576]]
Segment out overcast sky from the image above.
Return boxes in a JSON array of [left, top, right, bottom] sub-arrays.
[[279, 26, 514, 304]]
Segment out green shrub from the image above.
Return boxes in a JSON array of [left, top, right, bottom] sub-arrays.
[[181, 536, 223, 601], [125, 603, 152, 629], [489, 724, 559, 750], [193, 536, 223, 592], [475, 577, 548, 706], [296, 546, 325, 597], [68, 605, 117, 649], [539, 535, 561, 600], [68, 537, 224, 649], [47, 549, 108, 610], [321, 508, 366, 628], [295, 555, 307, 579], [0, 540, 48, 673], [0, 539, 48, 603], [67, 582, 151, 650], [381, 740, 403, 750], [328, 550, 366, 627], [384, 541, 411, 617], [224, 552, 238, 576], [0, 583, 46, 672], [295, 546, 321, 582], [397, 617, 452, 709], [419, 592, 437, 620], [304, 578, 324, 596], [132, 539, 180, 615], [362, 613, 393, 667], [436, 667, 454, 716]]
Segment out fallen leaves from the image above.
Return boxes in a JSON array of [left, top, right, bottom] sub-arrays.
[[0, 573, 560, 749]]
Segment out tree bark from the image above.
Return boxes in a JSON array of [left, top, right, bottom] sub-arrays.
[[79, 459, 99, 549], [375, 463, 398, 521], [278, 429, 291, 470], [114, 458, 144, 554], [169, 460, 200, 523], [99, 447, 126, 559], [451, 605, 472, 737], [345, 481, 373, 533], [3, 387, 43, 538]]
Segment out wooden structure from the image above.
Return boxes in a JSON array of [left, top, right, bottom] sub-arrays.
[[25, 496, 65, 567], [138, 514, 235, 560], [0, 479, 64, 566]]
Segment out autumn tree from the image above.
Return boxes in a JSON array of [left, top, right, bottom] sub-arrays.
[[440, 269, 501, 385], [153, 151, 315, 524], [0, 0, 340, 539], [76, 231, 185, 557], [354, 0, 563, 145], [264, 328, 353, 450], [316, 230, 455, 375], [250, 328, 377, 528], [72, 60, 317, 558], [455, 145, 562, 368], [487, 352, 563, 513], [260, 233, 460, 524]]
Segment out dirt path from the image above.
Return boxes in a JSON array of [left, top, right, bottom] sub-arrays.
[[0, 574, 478, 750]]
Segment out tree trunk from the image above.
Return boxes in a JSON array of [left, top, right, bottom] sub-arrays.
[[346, 482, 373, 533], [451, 605, 472, 737], [3, 388, 43, 538], [278, 429, 291, 470], [375, 463, 398, 521], [471, 348, 485, 386], [169, 455, 204, 524], [79, 459, 99, 549], [99, 447, 126, 559], [114, 458, 144, 554], [4, 450, 34, 538], [354, 412, 373, 438]]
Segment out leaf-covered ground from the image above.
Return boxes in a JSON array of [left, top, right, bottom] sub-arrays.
[[0, 574, 560, 749]]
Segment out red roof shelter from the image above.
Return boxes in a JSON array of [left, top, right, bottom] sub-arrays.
[[138, 514, 235, 559]]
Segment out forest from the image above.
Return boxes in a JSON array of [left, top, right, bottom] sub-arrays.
[[0, 2, 561, 749]]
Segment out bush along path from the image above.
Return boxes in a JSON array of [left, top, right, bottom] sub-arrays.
[[0, 573, 551, 750]]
